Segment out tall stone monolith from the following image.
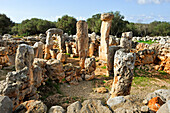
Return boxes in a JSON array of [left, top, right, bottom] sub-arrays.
[[110, 49, 136, 98], [76, 20, 89, 69], [99, 13, 114, 61]]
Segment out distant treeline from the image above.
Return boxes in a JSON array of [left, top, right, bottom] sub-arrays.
[[0, 12, 170, 37]]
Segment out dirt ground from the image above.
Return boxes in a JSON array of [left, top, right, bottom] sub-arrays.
[[38, 56, 170, 110]]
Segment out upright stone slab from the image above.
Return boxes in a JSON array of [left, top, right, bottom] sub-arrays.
[[15, 44, 34, 83], [110, 49, 136, 98], [120, 31, 133, 52], [107, 46, 120, 76], [99, 13, 114, 61], [33, 42, 44, 58], [76, 20, 89, 69]]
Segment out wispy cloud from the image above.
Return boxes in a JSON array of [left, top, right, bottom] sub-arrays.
[[137, 0, 170, 4], [125, 14, 170, 23]]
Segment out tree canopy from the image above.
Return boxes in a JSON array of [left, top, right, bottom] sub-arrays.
[[0, 13, 169, 37], [56, 15, 77, 35], [0, 14, 13, 35]]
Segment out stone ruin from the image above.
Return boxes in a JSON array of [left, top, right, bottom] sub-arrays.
[[0, 13, 169, 113]]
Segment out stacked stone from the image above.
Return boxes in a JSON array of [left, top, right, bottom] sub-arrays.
[[133, 49, 156, 66], [46, 59, 65, 82], [0, 44, 46, 109], [33, 42, 44, 58], [76, 20, 89, 69], [99, 13, 114, 61], [110, 49, 136, 98], [83, 57, 96, 80], [63, 63, 82, 84], [0, 47, 9, 67], [156, 43, 170, 74]]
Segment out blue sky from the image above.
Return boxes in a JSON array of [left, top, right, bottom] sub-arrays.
[[0, 0, 170, 23]]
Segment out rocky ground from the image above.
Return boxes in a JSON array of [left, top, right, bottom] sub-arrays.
[[35, 56, 170, 111]]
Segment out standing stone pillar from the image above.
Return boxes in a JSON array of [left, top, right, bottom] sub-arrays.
[[120, 31, 133, 52], [110, 49, 136, 98], [107, 46, 120, 76], [77, 20, 89, 69], [99, 13, 114, 61], [44, 32, 53, 59], [15, 44, 34, 84], [58, 34, 66, 53], [33, 42, 44, 58]]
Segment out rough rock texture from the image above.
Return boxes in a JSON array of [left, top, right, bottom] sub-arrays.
[[0, 44, 46, 109], [157, 100, 170, 113], [13, 100, 47, 113], [46, 59, 65, 82], [0, 47, 9, 66], [110, 49, 136, 98], [0, 96, 13, 113], [45, 28, 63, 59], [107, 46, 120, 76], [144, 89, 170, 104], [120, 31, 133, 52], [107, 96, 126, 108], [84, 57, 96, 80], [148, 97, 164, 112], [76, 20, 89, 69], [33, 42, 44, 58], [67, 99, 112, 113], [99, 13, 114, 61], [134, 49, 156, 66], [67, 101, 82, 113], [57, 53, 67, 63], [49, 105, 65, 113]]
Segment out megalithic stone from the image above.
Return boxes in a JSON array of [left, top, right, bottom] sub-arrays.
[[107, 46, 120, 76], [76, 20, 89, 69], [110, 49, 136, 98], [99, 13, 114, 61]]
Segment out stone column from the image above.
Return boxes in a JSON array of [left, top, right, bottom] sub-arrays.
[[76, 20, 89, 69], [44, 32, 53, 59], [58, 34, 66, 53], [99, 13, 114, 61], [33, 42, 44, 58], [15, 44, 34, 83], [110, 49, 136, 98], [107, 46, 120, 76], [120, 31, 133, 52]]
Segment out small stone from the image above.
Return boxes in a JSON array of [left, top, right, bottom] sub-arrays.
[[107, 96, 126, 108], [141, 106, 149, 112], [49, 105, 65, 113], [0, 96, 13, 113]]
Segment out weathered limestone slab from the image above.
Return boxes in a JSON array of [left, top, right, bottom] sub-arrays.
[[33, 42, 44, 58], [110, 49, 136, 98], [99, 13, 114, 61], [107, 46, 120, 76], [15, 44, 34, 83], [76, 20, 89, 69]]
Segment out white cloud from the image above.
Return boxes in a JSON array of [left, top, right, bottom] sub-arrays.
[[76, 16, 87, 20], [137, 0, 170, 4], [125, 14, 170, 23]]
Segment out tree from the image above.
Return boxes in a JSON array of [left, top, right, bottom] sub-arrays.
[[0, 14, 14, 35], [14, 18, 56, 36], [56, 15, 77, 35], [87, 14, 101, 35]]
